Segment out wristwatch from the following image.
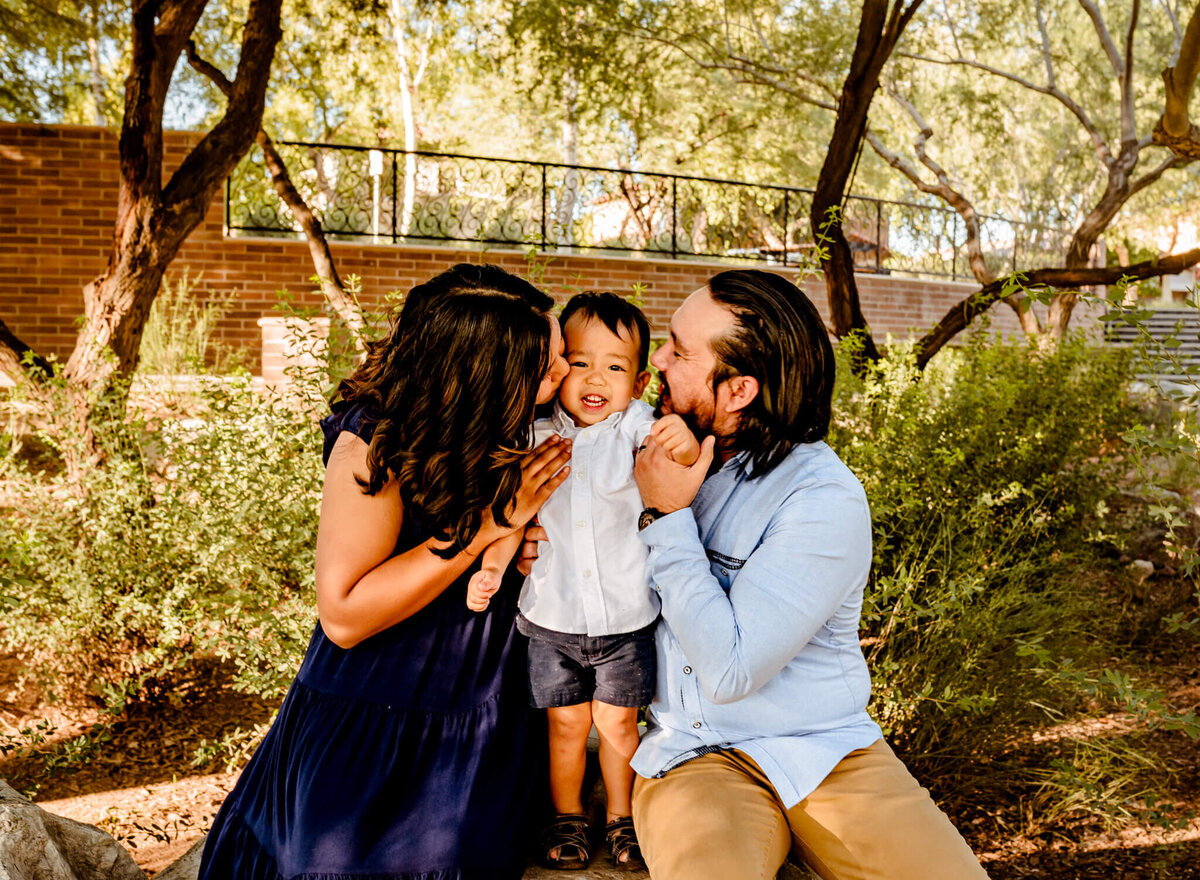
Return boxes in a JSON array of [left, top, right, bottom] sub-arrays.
[[638, 507, 666, 531]]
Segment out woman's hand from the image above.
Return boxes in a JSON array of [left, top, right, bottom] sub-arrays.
[[502, 434, 571, 533]]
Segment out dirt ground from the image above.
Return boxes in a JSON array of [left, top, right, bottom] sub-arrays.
[[1, 640, 1197, 878]]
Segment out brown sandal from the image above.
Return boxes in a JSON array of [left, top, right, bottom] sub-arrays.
[[605, 816, 645, 871], [540, 813, 591, 870]]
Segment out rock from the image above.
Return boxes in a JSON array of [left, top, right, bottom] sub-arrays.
[[0, 779, 145, 880], [1127, 559, 1155, 585], [153, 836, 205, 880]]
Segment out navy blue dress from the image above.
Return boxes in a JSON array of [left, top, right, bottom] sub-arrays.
[[199, 402, 542, 879]]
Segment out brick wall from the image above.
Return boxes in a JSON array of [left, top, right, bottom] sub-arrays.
[[1, 123, 1029, 374]]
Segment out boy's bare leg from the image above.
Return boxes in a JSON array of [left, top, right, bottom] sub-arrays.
[[591, 700, 640, 822], [547, 703, 593, 818]]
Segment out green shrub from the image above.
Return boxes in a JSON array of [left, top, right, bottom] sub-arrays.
[[138, 271, 239, 376], [0, 373, 323, 714], [3, 303, 1196, 826], [830, 328, 1199, 824]]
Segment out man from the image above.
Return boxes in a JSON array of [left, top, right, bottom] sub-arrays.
[[627, 270, 988, 879]]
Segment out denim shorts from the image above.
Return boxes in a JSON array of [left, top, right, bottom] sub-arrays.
[[516, 615, 656, 709]]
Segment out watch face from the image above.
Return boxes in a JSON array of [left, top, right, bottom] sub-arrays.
[[638, 509, 660, 531]]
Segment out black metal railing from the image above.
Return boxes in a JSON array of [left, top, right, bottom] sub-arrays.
[[225, 141, 1068, 279]]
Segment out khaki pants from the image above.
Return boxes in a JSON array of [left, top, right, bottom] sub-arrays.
[[631, 740, 989, 880]]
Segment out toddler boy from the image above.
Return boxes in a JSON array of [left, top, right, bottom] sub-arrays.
[[467, 291, 698, 870]]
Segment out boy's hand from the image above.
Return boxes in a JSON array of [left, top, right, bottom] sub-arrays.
[[466, 567, 503, 612], [635, 434, 716, 514], [649, 414, 701, 466]]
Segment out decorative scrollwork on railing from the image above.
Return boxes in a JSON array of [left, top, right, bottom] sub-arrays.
[[226, 142, 1064, 279]]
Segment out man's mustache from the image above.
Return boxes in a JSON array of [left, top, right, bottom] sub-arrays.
[[653, 377, 670, 418]]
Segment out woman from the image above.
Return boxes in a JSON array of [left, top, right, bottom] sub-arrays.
[[200, 263, 571, 879]]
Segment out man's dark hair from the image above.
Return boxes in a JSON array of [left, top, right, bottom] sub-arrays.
[[707, 269, 835, 477], [559, 291, 651, 371]]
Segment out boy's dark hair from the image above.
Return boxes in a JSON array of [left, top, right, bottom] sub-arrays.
[[707, 269, 835, 478], [559, 291, 651, 371]]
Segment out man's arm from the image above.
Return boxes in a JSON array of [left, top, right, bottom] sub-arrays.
[[639, 480, 872, 705]]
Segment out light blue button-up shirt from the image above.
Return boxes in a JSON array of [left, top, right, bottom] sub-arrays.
[[631, 440, 883, 808]]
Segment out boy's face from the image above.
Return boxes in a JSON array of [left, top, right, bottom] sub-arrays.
[[559, 314, 651, 427]]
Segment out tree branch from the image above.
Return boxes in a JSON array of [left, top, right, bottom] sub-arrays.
[[625, 23, 840, 110], [1157, 0, 1200, 149], [1035, 0, 1056, 89], [750, 12, 782, 69], [913, 246, 1200, 369], [724, 49, 840, 97], [1078, 0, 1125, 77], [1127, 151, 1191, 199], [939, 0, 964, 56], [0, 317, 52, 382], [1163, 0, 1182, 48], [869, 97, 992, 280], [159, 0, 281, 242], [865, 114, 1042, 335], [1119, 0, 1140, 145], [901, 51, 1113, 167], [186, 41, 366, 349]]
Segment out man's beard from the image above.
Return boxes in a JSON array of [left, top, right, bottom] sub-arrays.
[[656, 376, 715, 438]]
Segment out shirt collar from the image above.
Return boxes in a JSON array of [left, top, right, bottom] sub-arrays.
[[718, 448, 754, 478], [550, 399, 630, 437]]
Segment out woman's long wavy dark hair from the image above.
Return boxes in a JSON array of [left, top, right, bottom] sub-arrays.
[[336, 264, 555, 556]]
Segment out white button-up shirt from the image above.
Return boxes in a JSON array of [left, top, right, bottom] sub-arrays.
[[518, 399, 658, 636]]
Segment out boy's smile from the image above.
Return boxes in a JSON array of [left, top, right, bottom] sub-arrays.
[[560, 314, 651, 427]]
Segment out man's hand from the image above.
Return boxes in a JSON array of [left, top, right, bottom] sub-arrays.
[[635, 434, 716, 514], [649, 414, 701, 466], [516, 522, 548, 576]]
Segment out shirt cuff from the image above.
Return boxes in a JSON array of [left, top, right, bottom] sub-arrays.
[[637, 507, 698, 548]]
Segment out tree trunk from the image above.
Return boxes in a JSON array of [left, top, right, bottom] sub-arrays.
[[62, 0, 282, 408], [809, 0, 922, 373], [399, 75, 418, 236], [388, 2, 431, 239], [259, 135, 368, 350], [1046, 154, 1134, 336]]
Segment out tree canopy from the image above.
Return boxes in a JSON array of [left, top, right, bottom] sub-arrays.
[[4, 0, 1199, 385]]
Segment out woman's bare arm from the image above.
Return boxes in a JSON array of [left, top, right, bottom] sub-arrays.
[[315, 432, 570, 647]]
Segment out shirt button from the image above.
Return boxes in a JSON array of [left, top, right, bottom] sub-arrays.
[[683, 666, 692, 674], [692, 721, 702, 729], [576, 470, 586, 480], [576, 520, 586, 529], [720, 568, 729, 576], [584, 569, 593, 579]]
